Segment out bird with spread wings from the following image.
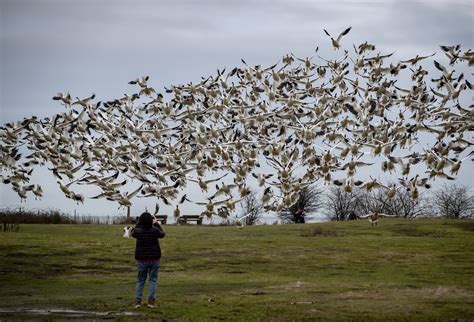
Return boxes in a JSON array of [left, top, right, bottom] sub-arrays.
[[358, 212, 397, 226]]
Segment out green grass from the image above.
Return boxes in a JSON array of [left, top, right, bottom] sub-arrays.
[[0, 219, 473, 320]]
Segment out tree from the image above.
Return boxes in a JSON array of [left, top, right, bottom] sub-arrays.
[[324, 187, 360, 221], [386, 188, 427, 219], [351, 186, 428, 219], [279, 185, 324, 223], [239, 190, 264, 225], [432, 184, 474, 219], [353, 189, 384, 216]]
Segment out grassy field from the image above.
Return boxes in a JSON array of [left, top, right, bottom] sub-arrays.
[[0, 219, 473, 321]]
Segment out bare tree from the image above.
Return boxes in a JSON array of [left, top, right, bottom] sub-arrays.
[[354, 189, 384, 215], [239, 190, 264, 225], [432, 184, 474, 219], [353, 186, 428, 219], [324, 187, 360, 221], [388, 188, 428, 218], [279, 185, 324, 223]]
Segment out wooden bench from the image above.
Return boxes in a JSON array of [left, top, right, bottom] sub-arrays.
[[177, 215, 203, 225], [153, 215, 168, 225]]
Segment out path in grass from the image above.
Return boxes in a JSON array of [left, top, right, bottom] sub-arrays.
[[0, 219, 473, 320]]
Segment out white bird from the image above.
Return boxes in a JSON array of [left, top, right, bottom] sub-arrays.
[[123, 226, 132, 238], [323, 26, 352, 49], [72, 94, 96, 107], [31, 184, 44, 199], [233, 212, 253, 228], [1, 30, 472, 217], [115, 184, 144, 207], [358, 212, 396, 226], [188, 173, 228, 192], [251, 172, 273, 187], [173, 205, 180, 219]]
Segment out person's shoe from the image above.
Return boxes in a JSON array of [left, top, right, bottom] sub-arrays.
[[147, 299, 155, 308], [134, 301, 141, 309]]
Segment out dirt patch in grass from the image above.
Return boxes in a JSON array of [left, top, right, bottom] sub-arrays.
[[49, 264, 68, 273], [390, 226, 453, 238], [70, 264, 133, 274], [0, 307, 145, 319], [405, 286, 474, 299], [276, 281, 310, 291], [4, 251, 43, 258], [337, 290, 381, 301], [301, 227, 345, 237], [335, 286, 474, 303], [88, 257, 115, 262], [250, 291, 267, 295], [226, 270, 246, 274], [4, 250, 80, 258], [448, 221, 474, 232]]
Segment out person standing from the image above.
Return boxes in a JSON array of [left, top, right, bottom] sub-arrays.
[[131, 212, 165, 308], [295, 207, 305, 223]]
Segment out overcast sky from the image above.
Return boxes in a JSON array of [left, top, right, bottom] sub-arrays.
[[1, 0, 473, 220]]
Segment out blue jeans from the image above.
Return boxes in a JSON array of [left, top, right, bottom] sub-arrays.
[[135, 261, 160, 302]]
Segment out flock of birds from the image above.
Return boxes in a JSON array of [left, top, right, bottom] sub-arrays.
[[1, 27, 473, 220]]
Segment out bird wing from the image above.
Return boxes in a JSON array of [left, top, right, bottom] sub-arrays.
[[204, 173, 228, 184], [433, 60, 448, 75], [378, 213, 397, 218], [420, 52, 436, 60], [235, 212, 252, 222], [122, 227, 131, 238], [355, 161, 374, 167], [336, 26, 352, 42], [213, 197, 233, 206], [90, 191, 116, 199], [127, 184, 144, 199]]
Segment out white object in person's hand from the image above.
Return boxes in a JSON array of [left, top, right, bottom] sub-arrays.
[[123, 226, 131, 238]]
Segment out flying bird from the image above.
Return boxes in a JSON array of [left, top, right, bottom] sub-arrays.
[[358, 212, 396, 226], [1, 28, 472, 214], [323, 26, 352, 49]]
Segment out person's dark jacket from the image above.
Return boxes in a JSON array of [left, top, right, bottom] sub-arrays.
[[131, 221, 165, 261]]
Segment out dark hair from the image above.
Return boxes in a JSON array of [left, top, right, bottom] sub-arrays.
[[138, 212, 153, 228]]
